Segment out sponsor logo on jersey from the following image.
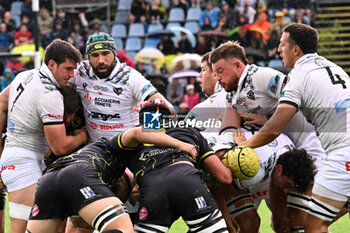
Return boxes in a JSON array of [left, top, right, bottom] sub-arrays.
[[80, 186, 96, 199], [314, 57, 328, 67], [0, 165, 16, 175], [84, 92, 92, 100], [139, 148, 174, 161], [195, 197, 207, 209], [334, 98, 350, 113], [113, 87, 123, 95], [345, 162, 350, 171], [94, 97, 120, 107], [236, 97, 246, 105], [48, 113, 63, 119], [31, 204, 39, 217], [100, 123, 124, 130], [268, 74, 280, 94], [268, 139, 278, 147], [141, 83, 153, 95], [247, 90, 255, 100], [90, 122, 98, 130], [251, 190, 268, 199], [88, 111, 121, 121], [139, 207, 148, 220], [83, 83, 88, 89], [93, 85, 109, 92], [143, 111, 161, 129]]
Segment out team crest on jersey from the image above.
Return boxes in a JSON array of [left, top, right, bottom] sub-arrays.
[[268, 75, 280, 94], [314, 57, 328, 67], [268, 139, 278, 147], [247, 90, 255, 100], [139, 207, 148, 220], [113, 87, 123, 95], [195, 197, 207, 209], [83, 83, 88, 89]]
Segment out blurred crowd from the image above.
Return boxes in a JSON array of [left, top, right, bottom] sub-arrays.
[[0, 0, 315, 114]]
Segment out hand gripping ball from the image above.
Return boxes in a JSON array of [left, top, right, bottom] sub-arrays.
[[222, 146, 260, 180]]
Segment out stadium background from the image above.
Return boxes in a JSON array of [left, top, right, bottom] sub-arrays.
[[0, 0, 350, 232]]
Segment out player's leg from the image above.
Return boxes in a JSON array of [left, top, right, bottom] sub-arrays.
[[286, 190, 312, 233], [26, 219, 63, 233], [0, 189, 6, 233], [78, 197, 133, 233]]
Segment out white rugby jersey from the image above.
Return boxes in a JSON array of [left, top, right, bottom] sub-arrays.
[[202, 129, 294, 203], [70, 60, 157, 142], [185, 82, 231, 132], [5, 64, 64, 156], [233, 64, 321, 150], [279, 53, 350, 153]]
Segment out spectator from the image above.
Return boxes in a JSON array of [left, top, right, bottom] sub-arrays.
[[269, 11, 288, 38], [136, 62, 147, 76], [147, 58, 162, 75], [1, 68, 15, 91], [6, 57, 24, 74], [250, 12, 271, 40], [195, 34, 211, 55], [21, 0, 33, 22], [166, 78, 184, 110], [0, 23, 12, 50], [267, 0, 296, 22], [199, 1, 219, 28], [179, 84, 200, 113], [68, 20, 87, 55], [88, 18, 108, 35], [150, 1, 164, 24], [237, 0, 257, 24], [53, 8, 72, 32], [14, 24, 33, 46], [21, 13, 34, 33], [50, 19, 68, 40], [200, 16, 214, 31], [2, 11, 16, 34], [130, 0, 150, 24], [157, 34, 176, 55], [266, 29, 280, 60], [295, 9, 310, 25], [176, 31, 192, 54], [296, 0, 311, 24], [215, 15, 231, 33], [171, 0, 188, 17], [219, 1, 239, 29], [38, 8, 53, 37], [117, 49, 136, 68]]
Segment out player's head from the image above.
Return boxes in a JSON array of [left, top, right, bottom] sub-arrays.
[[272, 148, 316, 193], [199, 52, 217, 97], [278, 23, 319, 68], [139, 99, 171, 127], [60, 85, 80, 126], [210, 41, 248, 92], [86, 32, 117, 79]]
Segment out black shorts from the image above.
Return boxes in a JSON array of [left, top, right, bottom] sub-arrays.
[[0, 189, 5, 210], [138, 163, 218, 226], [29, 163, 115, 220]]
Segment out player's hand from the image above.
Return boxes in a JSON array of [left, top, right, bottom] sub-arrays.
[[239, 112, 267, 126], [74, 128, 88, 144], [234, 131, 247, 146], [179, 142, 197, 159], [0, 177, 6, 190]]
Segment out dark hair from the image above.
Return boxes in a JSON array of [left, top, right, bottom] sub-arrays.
[[277, 148, 316, 193], [210, 41, 249, 65], [44, 39, 82, 66], [282, 23, 319, 54], [202, 52, 213, 72], [60, 85, 80, 115]]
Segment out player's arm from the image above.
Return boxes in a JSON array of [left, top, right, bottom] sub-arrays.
[[236, 104, 297, 148], [120, 127, 197, 158], [148, 92, 176, 116], [202, 155, 233, 184], [0, 86, 10, 155], [44, 124, 88, 156], [219, 106, 242, 133]]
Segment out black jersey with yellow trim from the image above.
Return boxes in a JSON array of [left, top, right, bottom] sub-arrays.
[[122, 127, 215, 184], [44, 134, 129, 186]]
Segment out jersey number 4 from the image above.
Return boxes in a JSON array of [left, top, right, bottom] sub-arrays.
[[326, 67, 346, 89], [10, 83, 24, 112]]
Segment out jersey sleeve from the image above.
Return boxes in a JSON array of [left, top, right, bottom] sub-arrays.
[[108, 132, 137, 152], [278, 73, 302, 109], [129, 69, 158, 102], [193, 129, 216, 167], [38, 91, 64, 125], [254, 68, 287, 99]]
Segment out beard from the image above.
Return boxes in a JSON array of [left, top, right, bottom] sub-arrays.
[[92, 60, 116, 79]]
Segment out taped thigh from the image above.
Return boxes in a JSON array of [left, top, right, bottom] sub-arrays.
[[308, 197, 340, 222], [9, 202, 32, 220], [287, 191, 311, 212], [226, 194, 255, 219], [184, 209, 228, 233], [92, 203, 128, 232], [134, 223, 169, 233]]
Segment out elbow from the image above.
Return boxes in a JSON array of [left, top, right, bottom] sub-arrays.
[[216, 168, 233, 184], [50, 147, 67, 156]]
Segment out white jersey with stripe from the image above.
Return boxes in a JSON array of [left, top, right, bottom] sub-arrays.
[[202, 128, 294, 203], [185, 82, 231, 132], [70, 60, 157, 142], [5, 64, 64, 156], [279, 53, 350, 153], [232, 64, 326, 163]]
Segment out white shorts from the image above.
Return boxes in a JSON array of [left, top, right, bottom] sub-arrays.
[[0, 147, 46, 192], [313, 146, 350, 197]]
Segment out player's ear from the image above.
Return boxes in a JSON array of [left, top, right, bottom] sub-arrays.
[[275, 164, 283, 175]]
